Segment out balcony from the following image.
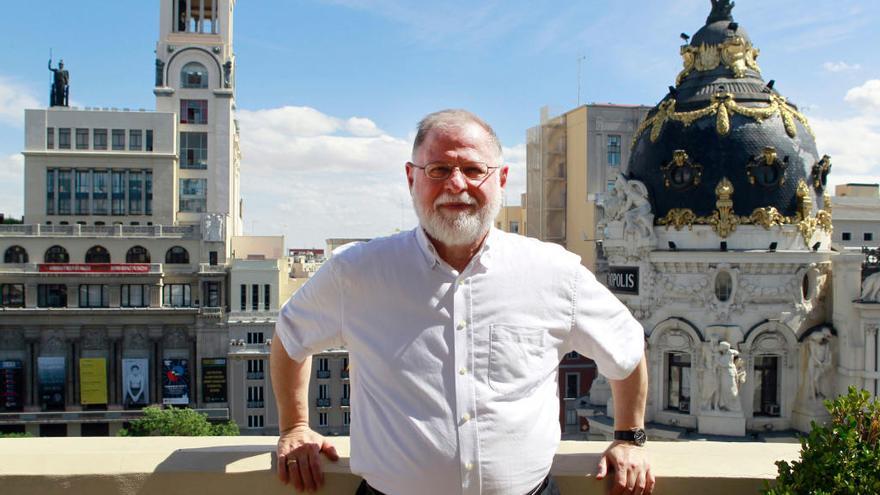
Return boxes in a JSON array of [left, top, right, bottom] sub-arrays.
[[0, 224, 198, 239], [246, 401, 265, 409], [316, 398, 331, 408], [316, 370, 331, 379], [340, 398, 350, 407], [340, 369, 349, 380], [0, 437, 800, 494]]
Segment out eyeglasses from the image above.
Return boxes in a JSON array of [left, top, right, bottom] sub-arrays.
[[409, 161, 499, 182]]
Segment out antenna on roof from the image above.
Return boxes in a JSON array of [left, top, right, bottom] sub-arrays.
[[577, 54, 586, 106]]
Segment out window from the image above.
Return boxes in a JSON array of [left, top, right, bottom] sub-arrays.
[[566, 351, 580, 360], [247, 415, 264, 428], [75, 171, 90, 215], [57, 170, 71, 214], [145, 171, 153, 215], [209, 251, 218, 265], [508, 220, 519, 234], [566, 409, 578, 426], [607, 135, 621, 166], [128, 171, 143, 214], [129, 130, 142, 150], [47, 127, 54, 149], [318, 384, 329, 399], [126, 246, 150, 263], [180, 100, 208, 124], [240, 284, 246, 311], [565, 373, 579, 399], [44, 245, 69, 263], [78, 284, 109, 308], [866, 233, 875, 242], [37, 284, 67, 308], [85, 245, 111, 263], [205, 281, 220, 307], [121, 284, 150, 307], [247, 385, 264, 408], [842, 232, 852, 241], [93, 171, 109, 215], [715, 271, 732, 302], [264, 284, 270, 310], [1, 284, 25, 307], [753, 355, 780, 417], [179, 179, 207, 212], [318, 358, 329, 371], [342, 383, 350, 399], [666, 352, 691, 413], [247, 359, 265, 379], [93, 129, 107, 150], [58, 128, 71, 149], [4, 246, 28, 263], [145, 130, 153, 151], [46, 169, 55, 215], [111, 171, 125, 215], [162, 284, 191, 307], [343, 411, 351, 426], [318, 412, 328, 427], [76, 128, 89, 150], [607, 180, 616, 192], [252, 284, 259, 311], [247, 332, 264, 344], [180, 132, 208, 169], [165, 246, 190, 264], [112, 129, 125, 150], [181, 62, 209, 88]]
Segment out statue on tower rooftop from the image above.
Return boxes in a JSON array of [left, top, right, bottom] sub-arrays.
[[48, 58, 69, 107], [707, 0, 735, 23]]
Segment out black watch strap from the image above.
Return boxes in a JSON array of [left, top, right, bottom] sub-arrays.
[[614, 428, 647, 446]]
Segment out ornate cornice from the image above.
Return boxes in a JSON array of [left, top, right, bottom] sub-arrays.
[[677, 35, 760, 84]]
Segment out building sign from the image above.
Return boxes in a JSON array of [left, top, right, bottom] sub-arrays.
[[202, 358, 227, 403], [0, 360, 24, 412], [79, 358, 108, 405], [162, 359, 190, 405], [122, 358, 149, 407], [38, 263, 151, 273], [606, 266, 639, 295], [38, 356, 66, 408]]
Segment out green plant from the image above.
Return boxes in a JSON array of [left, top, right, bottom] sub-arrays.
[[0, 431, 33, 438], [763, 386, 880, 495], [118, 405, 239, 437]]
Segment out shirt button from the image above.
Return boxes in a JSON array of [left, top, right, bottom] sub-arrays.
[[465, 463, 473, 471], [459, 367, 467, 375], [457, 320, 466, 330], [461, 413, 471, 422]]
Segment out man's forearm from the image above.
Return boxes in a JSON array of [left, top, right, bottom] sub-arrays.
[[270, 339, 312, 432], [609, 354, 648, 430]]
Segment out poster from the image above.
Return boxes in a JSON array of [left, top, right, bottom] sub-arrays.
[[162, 359, 189, 405], [38, 356, 66, 408], [79, 358, 108, 405], [201, 358, 227, 403], [0, 360, 23, 411], [122, 358, 149, 407]]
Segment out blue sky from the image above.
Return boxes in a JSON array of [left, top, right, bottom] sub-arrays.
[[1, 0, 878, 247]]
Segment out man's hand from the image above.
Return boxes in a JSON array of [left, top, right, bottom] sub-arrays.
[[596, 441, 655, 495], [276, 425, 340, 492]]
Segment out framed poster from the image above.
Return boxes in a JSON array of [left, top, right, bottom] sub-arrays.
[[79, 358, 108, 405], [201, 358, 227, 403], [0, 360, 23, 412], [38, 356, 66, 408], [162, 359, 189, 405], [122, 358, 149, 407]]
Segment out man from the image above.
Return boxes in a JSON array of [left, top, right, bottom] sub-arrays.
[[272, 109, 654, 495]]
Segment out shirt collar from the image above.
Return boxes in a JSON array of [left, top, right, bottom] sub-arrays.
[[413, 226, 498, 271]]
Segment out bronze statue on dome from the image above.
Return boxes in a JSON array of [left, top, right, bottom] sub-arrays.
[[708, 0, 735, 23], [48, 58, 69, 107]]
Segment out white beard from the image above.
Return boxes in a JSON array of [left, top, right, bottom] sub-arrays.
[[413, 190, 503, 247]]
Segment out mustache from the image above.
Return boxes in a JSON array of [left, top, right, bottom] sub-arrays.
[[434, 193, 478, 208]]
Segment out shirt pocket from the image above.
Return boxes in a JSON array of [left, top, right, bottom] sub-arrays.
[[488, 324, 547, 398]]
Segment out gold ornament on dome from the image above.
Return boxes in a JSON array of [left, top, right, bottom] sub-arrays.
[[660, 150, 703, 189], [746, 146, 788, 187], [748, 207, 785, 229], [657, 208, 698, 230], [811, 155, 832, 192], [675, 36, 761, 85], [632, 92, 813, 147]]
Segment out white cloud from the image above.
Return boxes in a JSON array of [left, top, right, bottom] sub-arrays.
[[844, 79, 880, 110], [502, 143, 526, 206], [0, 77, 40, 127], [0, 153, 24, 218], [823, 61, 861, 73]]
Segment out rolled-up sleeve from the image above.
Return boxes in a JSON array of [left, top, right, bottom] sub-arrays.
[[274, 258, 345, 362], [567, 264, 644, 380]]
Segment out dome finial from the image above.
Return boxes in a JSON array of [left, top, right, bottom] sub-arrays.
[[707, 0, 735, 24]]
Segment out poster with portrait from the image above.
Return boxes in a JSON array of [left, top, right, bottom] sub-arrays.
[[122, 358, 149, 407], [79, 358, 108, 405], [201, 358, 227, 403], [38, 356, 66, 408], [162, 359, 189, 405], [0, 360, 24, 412]]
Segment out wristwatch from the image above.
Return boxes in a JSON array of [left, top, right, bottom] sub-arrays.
[[613, 427, 647, 446]]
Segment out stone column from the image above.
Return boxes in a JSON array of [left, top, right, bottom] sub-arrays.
[[107, 326, 123, 408], [24, 330, 40, 410], [66, 283, 79, 308], [149, 325, 164, 405], [65, 326, 81, 409]]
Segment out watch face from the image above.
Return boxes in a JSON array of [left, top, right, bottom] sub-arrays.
[[633, 429, 647, 446]]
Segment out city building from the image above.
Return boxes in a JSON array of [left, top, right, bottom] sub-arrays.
[[525, 104, 650, 272], [494, 193, 526, 235], [584, 1, 880, 439], [831, 184, 880, 249], [0, 0, 248, 436], [309, 348, 351, 437]]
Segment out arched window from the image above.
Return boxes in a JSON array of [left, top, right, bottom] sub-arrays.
[[4, 245, 28, 263], [44, 245, 70, 263], [715, 271, 732, 302], [165, 246, 190, 264], [126, 246, 151, 263], [181, 62, 208, 88], [85, 245, 111, 263]]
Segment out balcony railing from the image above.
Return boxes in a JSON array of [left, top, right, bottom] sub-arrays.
[[316, 398, 331, 408], [316, 370, 331, 379], [340, 398, 350, 407], [246, 401, 265, 409], [246, 372, 265, 380], [341, 369, 349, 379], [0, 437, 802, 494], [0, 224, 198, 239]]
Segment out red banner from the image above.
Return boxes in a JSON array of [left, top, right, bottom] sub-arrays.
[[38, 263, 151, 273]]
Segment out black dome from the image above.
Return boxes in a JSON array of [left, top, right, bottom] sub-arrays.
[[627, 0, 830, 233]]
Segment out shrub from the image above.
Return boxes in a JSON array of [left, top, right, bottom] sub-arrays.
[[763, 386, 880, 495], [0, 432, 33, 438], [118, 405, 239, 437]]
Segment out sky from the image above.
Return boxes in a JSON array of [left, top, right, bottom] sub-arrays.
[[1, 0, 878, 248]]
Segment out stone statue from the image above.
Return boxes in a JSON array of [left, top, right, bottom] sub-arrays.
[[603, 174, 628, 222], [715, 341, 744, 412], [622, 179, 654, 240], [861, 272, 880, 302], [155, 59, 166, 87], [701, 339, 721, 411], [805, 328, 832, 400], [223, 60, 232, 88], [48, 58, 69, 107]]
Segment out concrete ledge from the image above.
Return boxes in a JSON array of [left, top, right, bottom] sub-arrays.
[[0, 437, 799, 494]]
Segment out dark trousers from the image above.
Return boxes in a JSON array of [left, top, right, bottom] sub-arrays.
[[355, 475, 560, 495]]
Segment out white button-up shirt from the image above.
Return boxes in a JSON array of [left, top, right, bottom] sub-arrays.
[[275, 227, 644, 495]]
